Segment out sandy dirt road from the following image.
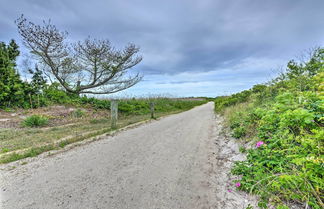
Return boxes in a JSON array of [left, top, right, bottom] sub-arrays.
[[0, 102, 256, 209]]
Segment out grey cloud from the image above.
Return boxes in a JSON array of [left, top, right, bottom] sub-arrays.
[[0, 0, 324, 96]]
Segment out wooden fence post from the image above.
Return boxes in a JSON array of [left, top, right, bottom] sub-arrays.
[[150, 102, 155, 119], [29, 94, 33, 108], [111, 100, 118, 129]]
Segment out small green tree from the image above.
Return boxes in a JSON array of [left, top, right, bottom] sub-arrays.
[[28, 65, 47, 94], [0, 40, 27, 107]]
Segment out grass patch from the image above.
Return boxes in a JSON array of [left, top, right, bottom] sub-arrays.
[[1, 147, 10, 153], [71, 109, 85, 118], [0, 145, 55, 164], [22, 115, 49, 127], [90, 118, 109, 124]]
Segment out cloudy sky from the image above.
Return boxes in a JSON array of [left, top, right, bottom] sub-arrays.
[[1, 0, 324, 97]]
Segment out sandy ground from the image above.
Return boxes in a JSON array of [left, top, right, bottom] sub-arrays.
[[0, 105, 109, 129], [0, 102, 257, 209]]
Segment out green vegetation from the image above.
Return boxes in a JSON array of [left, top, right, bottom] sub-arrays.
[[71, 109, 85, 118], [215, 48, 323, 208], [0, 40, 30, 107], [117, 98, 206, 115], [0, 40, 68, 108], [22, 115, 49, 127], [1, 145, 55, 164]]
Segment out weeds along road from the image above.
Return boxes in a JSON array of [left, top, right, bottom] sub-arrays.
[[1, 102, 220, 209]]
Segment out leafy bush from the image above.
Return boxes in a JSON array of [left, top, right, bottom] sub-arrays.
[[43, 83, 72, 105], [232, 126, 246, 138], [217, 48, 324, 208], [22, 115, 49, 127]]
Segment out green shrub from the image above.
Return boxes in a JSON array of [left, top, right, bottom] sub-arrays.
[[71, 109, 85, 118], [239, 146, 247, 153], [43, 83, 71, 104], [219, 48, 324, 208], [232, 126, 246, 138], [22, 115, 49, 127], [229, 90, 323, 208]]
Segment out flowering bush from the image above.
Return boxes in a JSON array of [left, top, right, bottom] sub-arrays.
[[217, 48, 324, 208], [255, 141, 264, 148]]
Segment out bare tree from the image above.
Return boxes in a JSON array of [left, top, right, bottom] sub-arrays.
[[16, 15, 143, 95]]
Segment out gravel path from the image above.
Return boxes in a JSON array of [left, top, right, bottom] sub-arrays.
[[0, 102, 257, 209]]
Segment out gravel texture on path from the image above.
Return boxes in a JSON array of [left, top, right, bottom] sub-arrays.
[[0, 102, 257, 209]]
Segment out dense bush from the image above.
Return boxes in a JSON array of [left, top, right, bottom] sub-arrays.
[[22, 115, 49, 127], [216, 48, 324, 208]]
